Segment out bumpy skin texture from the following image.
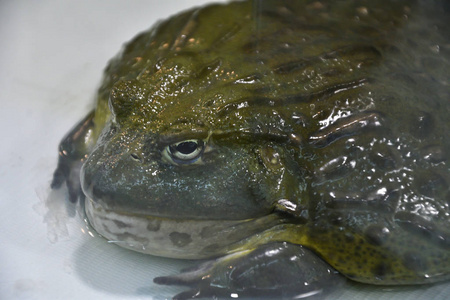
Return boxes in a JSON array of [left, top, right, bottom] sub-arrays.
[[53, 0, 450, 298]]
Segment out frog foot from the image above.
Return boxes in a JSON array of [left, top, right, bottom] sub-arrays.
[[51, 111, 94, 202], [154, 242, 344, 299]]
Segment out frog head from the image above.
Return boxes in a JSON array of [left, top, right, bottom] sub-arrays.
[[80, 53, 308, 257]]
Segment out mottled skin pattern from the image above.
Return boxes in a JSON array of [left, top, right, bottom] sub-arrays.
[[52, 0, 450, 298]]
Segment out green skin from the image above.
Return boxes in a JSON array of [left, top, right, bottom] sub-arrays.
[[52, 0, 450, 298]]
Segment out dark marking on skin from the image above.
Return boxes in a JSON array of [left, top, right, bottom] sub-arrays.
[[102, 225, 150, 245], [146, 219, 162, 232], [169, 232, 192, 247], [113, 219, 131, 229]]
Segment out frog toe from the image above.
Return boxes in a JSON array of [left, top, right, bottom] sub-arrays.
[[154, 260, 216, 286], [154, 267, 229, 300]]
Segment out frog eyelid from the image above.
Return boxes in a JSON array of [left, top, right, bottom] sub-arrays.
[[158, 130, 209, 146]]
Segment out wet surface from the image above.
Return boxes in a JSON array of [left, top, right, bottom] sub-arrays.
[[2, 0, 449, 299]]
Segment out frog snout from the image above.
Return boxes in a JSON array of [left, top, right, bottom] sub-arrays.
[[80, 159, 113, 205], [80, 149, 145, 209]]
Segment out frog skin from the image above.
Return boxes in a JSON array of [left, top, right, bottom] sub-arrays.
[[52, 0, 450, 298]]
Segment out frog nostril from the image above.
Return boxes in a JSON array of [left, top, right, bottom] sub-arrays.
[[130, 152, 143, 163]]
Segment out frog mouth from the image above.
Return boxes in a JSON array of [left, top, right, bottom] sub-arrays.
[[85, 197, 286, 259]]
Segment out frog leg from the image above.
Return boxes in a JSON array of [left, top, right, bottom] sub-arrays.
[[51, 111, 95, 202], [154, 242, 344, 300]]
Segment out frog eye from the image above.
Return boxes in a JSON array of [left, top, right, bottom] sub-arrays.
[[165, 140, 205, 164]]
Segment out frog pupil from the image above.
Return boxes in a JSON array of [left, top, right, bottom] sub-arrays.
[[176, 141, 197, 154]]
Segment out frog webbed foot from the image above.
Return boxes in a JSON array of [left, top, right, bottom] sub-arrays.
[[154, 242, 345, 299]]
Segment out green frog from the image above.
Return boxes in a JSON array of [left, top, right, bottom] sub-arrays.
[[52, 0, 450, 298]]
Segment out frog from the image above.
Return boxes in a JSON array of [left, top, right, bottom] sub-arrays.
[[51, 0, 450, 299]]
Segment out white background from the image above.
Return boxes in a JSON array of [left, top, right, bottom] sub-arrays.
[[0, 1, 448, 299]]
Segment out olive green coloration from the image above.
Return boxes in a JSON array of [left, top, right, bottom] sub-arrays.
[[53, 0, 450, 298]]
